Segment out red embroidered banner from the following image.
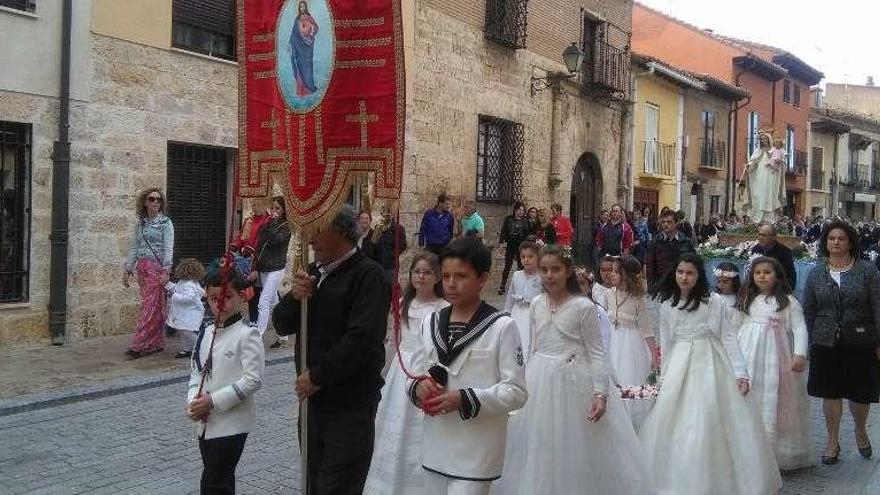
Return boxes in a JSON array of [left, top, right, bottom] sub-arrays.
[[238, 0, 404, 231]]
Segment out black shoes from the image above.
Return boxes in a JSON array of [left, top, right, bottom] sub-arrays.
[[821, 444, 840, 465]]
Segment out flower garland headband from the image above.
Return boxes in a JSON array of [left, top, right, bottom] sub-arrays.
[[713, 268, 740, 279]]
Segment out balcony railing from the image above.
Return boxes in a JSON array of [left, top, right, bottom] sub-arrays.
[[810, 168, 825, 190], [484, 0, 529, 49], [848, 163, 870, 189], [643, 140, 676, 176], [699, 138, 726, 170], [583, 39, 631, 98], [873, 166, 880, 190]]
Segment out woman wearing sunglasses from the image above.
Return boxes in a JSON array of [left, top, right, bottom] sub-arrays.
[[123, 188, 175, 359]]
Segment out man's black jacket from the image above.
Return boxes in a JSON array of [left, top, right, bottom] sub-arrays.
[[272, 249, 390, 411], [751, 242, 797, 288]]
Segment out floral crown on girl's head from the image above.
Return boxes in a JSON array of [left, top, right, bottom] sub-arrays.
[[713, 268, 740, 279]]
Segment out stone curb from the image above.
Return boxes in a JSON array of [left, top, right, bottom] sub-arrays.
[[0, 355, 293, 417]]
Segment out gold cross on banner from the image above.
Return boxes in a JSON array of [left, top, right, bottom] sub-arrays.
[[345, 101, 378, 148]]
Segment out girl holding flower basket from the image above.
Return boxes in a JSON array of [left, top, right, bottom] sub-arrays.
[[735, 257, 813, 470]]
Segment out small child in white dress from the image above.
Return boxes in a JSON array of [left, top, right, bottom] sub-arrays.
[[606, 256, 658, 386], [504, 242, 542, 358], [165, 258, 206, 358], [736, 256, 813, 470], [713, 261, 741, 308], [365, 251, 449, 495]]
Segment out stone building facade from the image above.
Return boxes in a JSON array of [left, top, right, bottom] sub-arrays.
[[1, 0, 238, 347], [401, 0, 634, 266], [0, 0, 633, 348]]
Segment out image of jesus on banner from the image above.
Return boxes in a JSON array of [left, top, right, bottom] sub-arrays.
[[290, 1, 319, 96]]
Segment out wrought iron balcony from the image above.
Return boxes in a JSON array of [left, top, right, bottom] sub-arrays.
[[582, 38, 631, 99], [847, 163, 870, 189], [643, 140, 676, 177], [699, 138, 726, 170], [484, 0, 529, 49], [785, 150, 807, 177]]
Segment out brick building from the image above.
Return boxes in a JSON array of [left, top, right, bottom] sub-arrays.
[[631, 3, 822, 217], [0, 0, 635, 348]]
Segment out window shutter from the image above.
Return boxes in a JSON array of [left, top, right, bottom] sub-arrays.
[[173, 0, 235, 37], [166, 143, 229, 265]]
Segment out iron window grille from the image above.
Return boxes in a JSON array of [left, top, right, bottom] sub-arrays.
[[581, 19, 631, 99], [699, 138, 726, 170], [811, 147, 824, 189], [172, 0, 236, 61], [0, 121, 31, 303], [166, 142, 230, 265], [484, 0, 528, 49], [476, 116, 524, 204], [0, 0, 35, 12], [643, 140, 676, 176]]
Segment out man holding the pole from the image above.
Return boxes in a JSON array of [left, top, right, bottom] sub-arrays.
[[273, 206, 390, 494]]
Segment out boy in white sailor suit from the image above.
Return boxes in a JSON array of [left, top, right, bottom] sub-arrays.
[[186, 267, 264, 495], [407, 238, 528, 495]]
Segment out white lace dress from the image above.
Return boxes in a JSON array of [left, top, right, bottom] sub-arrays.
[[505, 270, 543, 358], [605, 288, 654, 429], [494, 295, 653, 495], [364, 297, 449, 495], [639, 293, 782, 495], [737, 295, 813, 470]]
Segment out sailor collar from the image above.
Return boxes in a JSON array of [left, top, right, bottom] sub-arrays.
[[427, 302, 507, 385]]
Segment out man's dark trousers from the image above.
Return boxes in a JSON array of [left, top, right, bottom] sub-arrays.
[[304, 403, 377, 495]]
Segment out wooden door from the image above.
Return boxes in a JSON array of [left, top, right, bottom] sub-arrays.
[[570, 154, 602, 266]]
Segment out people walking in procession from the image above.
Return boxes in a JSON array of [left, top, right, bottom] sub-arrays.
[[124, 187, 174, 359], [272, 206, 390, 495], [250, 196, 291, 349], [495, 245, 653, 495], [639, 253, 782, 495], [504, 241, 542, 357], [407, 237, 527, 495], [498, 201, 531, 295], [364, 251, 448, 495], [419, 194, 455, 255], [165, 258, 206, 359], [645, 209, 695, 294], [187, 267, 264, 495], [595, 204, 634, 259], [803, 220, 880, 465], [735, 257, 813, 470]]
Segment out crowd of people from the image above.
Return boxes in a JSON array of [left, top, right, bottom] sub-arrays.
[[120, 187, 880, 494]]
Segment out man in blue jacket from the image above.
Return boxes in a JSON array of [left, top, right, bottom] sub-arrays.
[[419, 193, 455, 255]]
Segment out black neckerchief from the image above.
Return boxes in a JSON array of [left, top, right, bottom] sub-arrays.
[[428, 302, 506, 386], [194, 313, 243, 373]]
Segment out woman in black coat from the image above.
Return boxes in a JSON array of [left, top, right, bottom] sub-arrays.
[[803, 220, 880, 464], [251, 196, 292, 348]]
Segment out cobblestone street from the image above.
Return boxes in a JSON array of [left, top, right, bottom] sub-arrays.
[[1, 360, 879, 494]]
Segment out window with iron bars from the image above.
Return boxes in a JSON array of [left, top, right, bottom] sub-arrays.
[[484, 0, 529, 49], [476, 116, 524, 204], [0, 121, 31, 304], [172, 0, 236, 61], [0, 0, 35, 12]]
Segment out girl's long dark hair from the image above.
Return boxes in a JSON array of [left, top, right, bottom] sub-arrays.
[[656, 252, 710, 312], [737, 256, 791, 314], [401, 251, 443, 322], [540, 244, 581, 295]]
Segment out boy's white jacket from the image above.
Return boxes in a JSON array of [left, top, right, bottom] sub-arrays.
[[187, 317, 265, 440], [406, 310, 527, 481]]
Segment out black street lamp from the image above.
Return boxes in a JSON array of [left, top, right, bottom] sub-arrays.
[[531, 43, 585, 96]]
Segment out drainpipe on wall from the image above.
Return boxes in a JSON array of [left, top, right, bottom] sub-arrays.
[[547, 85, 562, 197], [675, 91, 685, 211], [831, 133, 839, 215], [49, 0, 73, 345], [618, 100, 633, 209]]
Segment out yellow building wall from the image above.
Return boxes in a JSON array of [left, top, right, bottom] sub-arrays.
[[634, 75, 681, 210], [91, 0, 172, 49]]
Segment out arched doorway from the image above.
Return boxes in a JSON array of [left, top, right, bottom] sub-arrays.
[[570, 153, 603, 266]]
